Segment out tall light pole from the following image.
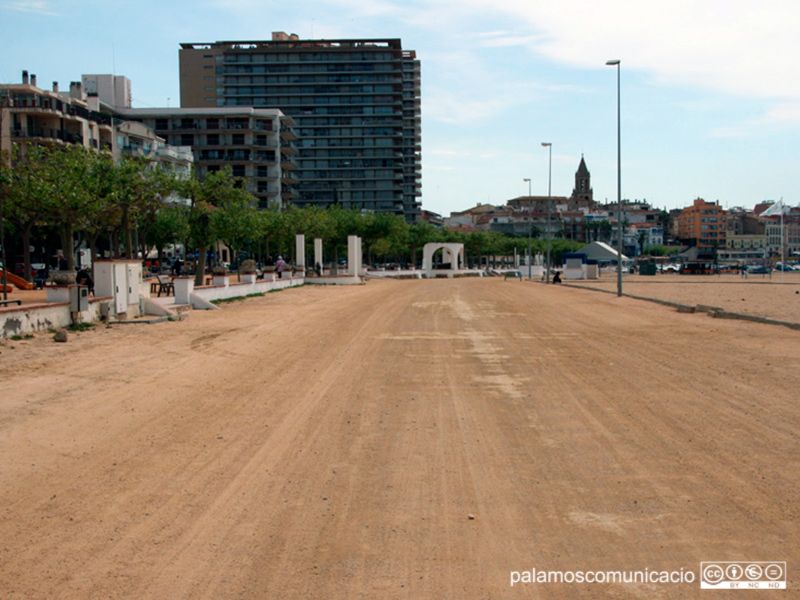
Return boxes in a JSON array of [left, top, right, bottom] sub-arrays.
[[523, 178, 532, 279], [606, 59, 622, 296], [606, 59, 623, 297], [0, 88, 11, 301], [541, 142, 552, 283]]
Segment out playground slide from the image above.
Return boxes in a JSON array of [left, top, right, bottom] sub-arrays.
[[0, 269, 35, 290]]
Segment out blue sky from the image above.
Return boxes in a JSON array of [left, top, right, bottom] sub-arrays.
[[2, 0, 798, 216]]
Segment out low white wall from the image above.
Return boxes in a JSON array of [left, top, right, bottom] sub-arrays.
[[0, 298, 109, 338], [307, 275, 364, 285], [425, 269, 485, 279], [191, 276, 304, 305], [366, 269, 423, 279], [563, 267, 585, 280]]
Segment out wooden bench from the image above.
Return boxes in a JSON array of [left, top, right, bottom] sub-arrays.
[[150, 275, 174, 297]]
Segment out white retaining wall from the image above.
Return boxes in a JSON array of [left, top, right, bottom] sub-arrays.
[[186, 275, 304, 307], [0, 298, 109, 338]]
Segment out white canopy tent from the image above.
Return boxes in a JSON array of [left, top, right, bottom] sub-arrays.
[[578, 242, 630, 264]]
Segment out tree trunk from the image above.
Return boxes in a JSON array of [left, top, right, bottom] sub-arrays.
[[194, 244, 207, 286], [157, 245, 164, 274], [61, 222, 75, 271], [21, 223, 33, 282], [88, 233, 99, 268], [111, 230, 120, 259], [122, 205, 133, 258]]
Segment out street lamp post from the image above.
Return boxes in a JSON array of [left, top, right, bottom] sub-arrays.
[[541, 142, 552, 284], [0, 89, 12, 301], [523, 178, 532, 279], [606, 59, 623, 297]]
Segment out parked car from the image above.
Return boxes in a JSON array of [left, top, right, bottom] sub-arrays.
[[14, 263, 38, 278], [747, 264, 769, 274]]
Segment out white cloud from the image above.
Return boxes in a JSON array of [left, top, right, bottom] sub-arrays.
[[759, 102, 800, 124], [709, 125, 751, 139], [3, 1, 57, 16], [200, 0, 800, 105], [459, 0, 800, 101]]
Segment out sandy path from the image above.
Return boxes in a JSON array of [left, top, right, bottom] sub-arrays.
[[568, 271, 800, 322], [0, 279, 797, 598]]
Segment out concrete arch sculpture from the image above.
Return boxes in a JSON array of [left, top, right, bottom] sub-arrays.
[[422, 242, 465, 278]]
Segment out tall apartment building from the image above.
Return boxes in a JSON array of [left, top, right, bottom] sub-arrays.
[[179, 33, 422, 221], [676, 198, 727, 256]]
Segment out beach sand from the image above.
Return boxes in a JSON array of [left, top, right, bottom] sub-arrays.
[[0, 278, 797, 598]]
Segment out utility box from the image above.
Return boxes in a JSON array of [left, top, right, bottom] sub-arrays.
[[69, 285, 90, 312], [639, 262, 657, 276], [94, 259, 143, 318], [99, 300, 112, 320]]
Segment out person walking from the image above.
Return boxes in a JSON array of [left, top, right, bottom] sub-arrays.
[[275, 256, 286, 279], [172, 257, 183, 276]]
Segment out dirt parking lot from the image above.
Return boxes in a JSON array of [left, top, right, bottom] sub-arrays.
[[0, 278, 797, 598]]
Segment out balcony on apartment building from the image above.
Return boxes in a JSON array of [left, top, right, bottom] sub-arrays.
[[280, 170, 297, 184], [88, 138, 114, 152], [257, 181, 281, 195], [120, 142, 156, 158], [7, 92, 107, 127], [280, 156, 299, 170], [197, 149, 251, 162], [252, 136, 278, 149], [155, 144, 193, 162], [280, 184, 299, 198], [12, 127, 84, 145], [279, 140, 298, 154]]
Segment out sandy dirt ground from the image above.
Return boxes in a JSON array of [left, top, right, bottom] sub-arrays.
[[0, 278, 798, 599], [568, 271, 800, 322]]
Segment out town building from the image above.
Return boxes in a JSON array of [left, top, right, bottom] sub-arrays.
[[118, 107, 297, 209], [178, 33, 422, 221], [444, 203, 498, 229], [627, 222, 664, 255], [420, 210, 443, 228], [765, 218, 800, 259], [1, 71, 193, 177], [570, 156, 593, 206], [82, 74, 132, 111], [78, 73, 295, 209], [719, 234, 768, 262], [1, 71, 115, 156], [675, 198, 727, 257]]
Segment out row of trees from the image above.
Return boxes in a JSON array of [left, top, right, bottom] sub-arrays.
[[1, 144, 179, 277], [1, 144, 583, 287]]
